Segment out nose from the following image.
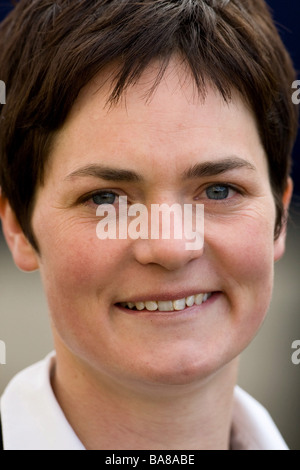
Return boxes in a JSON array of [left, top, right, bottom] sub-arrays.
[[133, 236, 204, 271], [132, 203, 204, 270]]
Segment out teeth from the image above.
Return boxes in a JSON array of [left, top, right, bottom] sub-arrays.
[[195, 293, 204, 305], [136, 302, 145, 311], [121, 293, 212, 312], [158, 300, 174, 312], [145, 301, 158, 311], [173, 298, 186, 311], [186, 295, 195, 307]]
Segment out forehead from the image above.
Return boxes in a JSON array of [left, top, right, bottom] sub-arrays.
[[66, 58, 250, 129], [48, 57, 267, 179]]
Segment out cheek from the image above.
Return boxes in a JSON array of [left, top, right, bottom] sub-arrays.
[[204, 211, 277, 361], [35, 221, 132, 352], [206, 210, 276, 320], [34, 213, 128, 304], [231, 231, 274, 325], [227, 223, 274, 282]]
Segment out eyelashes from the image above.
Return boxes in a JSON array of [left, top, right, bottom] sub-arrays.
[[78, 183, 243, 209], [204, 184, 238, 201], [89, 191, 118, 206], [78, 190, 120, 207]]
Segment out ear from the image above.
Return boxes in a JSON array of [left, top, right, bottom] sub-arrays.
[[0, 192, 39, 272], [274, 177, 293, 262]]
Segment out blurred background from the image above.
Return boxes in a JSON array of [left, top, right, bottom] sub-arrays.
[[0, 0, 299, 450]]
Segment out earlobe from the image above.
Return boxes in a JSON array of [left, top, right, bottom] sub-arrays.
[[0, 193, 39, 272], [274, 177, 293, 262]]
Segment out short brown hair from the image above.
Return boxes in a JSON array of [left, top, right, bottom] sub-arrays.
[[0, 0, 298, 250]]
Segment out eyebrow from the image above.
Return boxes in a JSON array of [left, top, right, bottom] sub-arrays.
[[182, 157, 256, 179], [65, 165, 142, 182], [65, 157, 256, 182]]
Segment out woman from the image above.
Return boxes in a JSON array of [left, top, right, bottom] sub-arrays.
[[0, 0, 298, 450]]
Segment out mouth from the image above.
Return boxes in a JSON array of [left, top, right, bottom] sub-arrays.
[[118, 292, 215, 313]]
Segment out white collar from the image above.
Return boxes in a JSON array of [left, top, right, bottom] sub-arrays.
[[1, 352, 288, 450], [1, 352, 84, 450]]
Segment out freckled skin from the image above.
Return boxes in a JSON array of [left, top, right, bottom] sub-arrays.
[[16, 59, 287, 388], [0, 57, 293, 449]]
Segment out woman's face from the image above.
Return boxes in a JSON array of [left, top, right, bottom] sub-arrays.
[[28, 61, 288, 386]]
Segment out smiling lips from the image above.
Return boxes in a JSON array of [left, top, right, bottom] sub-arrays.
[[120, 292, 213, 312]]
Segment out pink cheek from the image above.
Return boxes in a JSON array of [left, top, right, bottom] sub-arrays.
[[239, 229, 274, 278], [225, 229, 274, 308], [48, 235, 129, 291], [205, 221, 273, 284]]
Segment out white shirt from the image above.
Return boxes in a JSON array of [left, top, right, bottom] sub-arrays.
[[0, 352, 289, 450]]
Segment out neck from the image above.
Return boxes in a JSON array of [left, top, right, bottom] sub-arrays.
[[51, 346, 239, 450]]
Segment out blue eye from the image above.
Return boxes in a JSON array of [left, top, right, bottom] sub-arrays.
[[206, 185, 230, 200], [92, 192, 117, 205]]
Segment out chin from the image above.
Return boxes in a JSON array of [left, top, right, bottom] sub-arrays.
[[132, 354, 227, 388]]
